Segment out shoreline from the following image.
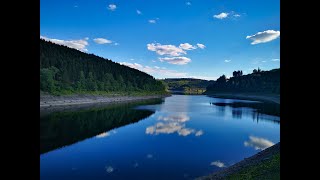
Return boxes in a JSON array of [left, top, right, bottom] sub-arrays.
[[205, 93, 280, 104], [196, 142, 280, 180], [40, 94, 169, 109], [198, 92, 280, 179]]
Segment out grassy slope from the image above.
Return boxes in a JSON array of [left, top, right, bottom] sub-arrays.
[[196, 143, 280, 180], [227, 152, 280, 180]]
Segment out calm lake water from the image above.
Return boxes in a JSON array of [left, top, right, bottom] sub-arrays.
[[40, 95, 280, 180]]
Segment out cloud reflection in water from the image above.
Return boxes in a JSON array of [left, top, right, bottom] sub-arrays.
[[146, 113, 203, 137], [96, 132, 110, 138], [96, 130, 117, 138], [210, 160, 226, 168], [244, 135, 275, 150], [105, 166, 114, 173]]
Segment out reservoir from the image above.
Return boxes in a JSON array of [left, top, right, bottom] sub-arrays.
[[40, 95, 280, 180]]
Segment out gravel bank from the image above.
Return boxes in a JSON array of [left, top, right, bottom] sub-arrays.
[[40, 94, 168, 109]]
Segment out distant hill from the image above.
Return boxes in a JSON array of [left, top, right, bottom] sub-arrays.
[[206, 68, 280, 94], [160, 78, 212, 94], [40, 39, 165, 95]]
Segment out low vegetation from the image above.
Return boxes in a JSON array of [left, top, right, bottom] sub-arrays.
[[227, 152, 280, 180], [161, 78, 212, 94]]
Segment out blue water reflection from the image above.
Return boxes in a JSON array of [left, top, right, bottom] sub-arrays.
[[40, 95, 279, 180]]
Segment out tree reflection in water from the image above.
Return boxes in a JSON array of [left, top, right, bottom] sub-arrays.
[[40, 99, 163, 154]]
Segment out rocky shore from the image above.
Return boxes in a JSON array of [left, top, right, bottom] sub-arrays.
[[40, 94, 168, 109]]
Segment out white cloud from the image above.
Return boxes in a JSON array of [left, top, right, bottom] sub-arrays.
[[147, 42, 200, 59], [120, 62, 187, 77], [262, 60, 267, 63], [213, 12, 229, 19], [159, 57, 191, 65], [93, 38, 112, 44], [246, 30, 280, 45], [108, 4, 117, 11], [40, 36, 89, 52], [224, 60, 231, 63], [96, 132, 110, 138], [271, 58, 280, 61], [197, 43, 206, 49], [244, 136, 275, 150], [195, 130, 204, 136], [187, 75, 217, 80], [136, 10, 142, 15], [186, 2, 191, 6], [122, 62, 143, 69], [149, 19, 156, 23], [213, 11, 241, 20], [147, 43, 186, 56], [179, 43, 197, 50], [211, 161, 226, 168]]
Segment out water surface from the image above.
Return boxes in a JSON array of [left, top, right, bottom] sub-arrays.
[[40, 95, 280, 180]]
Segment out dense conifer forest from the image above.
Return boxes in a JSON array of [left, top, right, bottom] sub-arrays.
[[40, 39, 166, 95], [206, 68, 280, 94]]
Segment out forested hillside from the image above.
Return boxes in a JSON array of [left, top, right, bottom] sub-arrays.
[[40, 39, 165, 95], [206, 68, 280, 94], [161, 78, 212, 94]]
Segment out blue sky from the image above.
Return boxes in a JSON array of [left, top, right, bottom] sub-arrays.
[[40, 0, 280, 80]]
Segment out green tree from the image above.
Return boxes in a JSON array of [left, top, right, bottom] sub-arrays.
[[40, 67, 59, 93], [216, 75, 227, 83], [103, 73, 115, 91], [40, 39, 166, 94], [86, 72, 98, 91], [76, 71, 86, 91]]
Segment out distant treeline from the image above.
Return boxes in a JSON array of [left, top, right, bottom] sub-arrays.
[[206, 68, 280, 94], [40, 39, 165, 94], [161, 78, 212, 94]]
